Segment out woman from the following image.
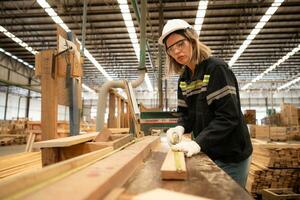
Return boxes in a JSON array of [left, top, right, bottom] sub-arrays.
[[160, 19, 253, 188]]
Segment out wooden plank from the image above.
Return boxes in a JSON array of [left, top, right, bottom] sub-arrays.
[[33, 132, 98, 148], [18, 136, 159, 200], [0, 146, 114, 199], [132, 188, 210, 200], [123, 80, 143, 137], [25, 132, 36, 152], [94, 128, 112, 142], [109, 128, 129, 134], [122, 142, 253, 200], [108, 92, 117, 128], [93, 134, 133, 150], [103, 188, 126, 200], [160, 149, 187, 180], [0, 152, 41, 179], [58, 143, 110, 161]]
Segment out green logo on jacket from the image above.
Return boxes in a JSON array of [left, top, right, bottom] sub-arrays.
[[203, 75, 210, 83]]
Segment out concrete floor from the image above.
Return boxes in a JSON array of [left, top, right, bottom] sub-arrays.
[[0, 144, 26, 156]]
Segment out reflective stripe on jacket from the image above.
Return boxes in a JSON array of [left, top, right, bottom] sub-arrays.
[[177, 56, 252, 163]]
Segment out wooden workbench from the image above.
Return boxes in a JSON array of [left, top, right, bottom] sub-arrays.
[[0, 136, 253, 200], [122, 141, 253, 200]]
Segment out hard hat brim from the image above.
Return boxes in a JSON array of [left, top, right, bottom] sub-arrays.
[[158, 26, 191, 45]]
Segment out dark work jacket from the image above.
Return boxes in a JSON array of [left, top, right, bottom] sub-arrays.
[[177, 56, 253, 163]]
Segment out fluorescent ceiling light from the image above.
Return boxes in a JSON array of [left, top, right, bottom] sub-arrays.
[[37, 0, 50, 8], [194, 0, 208, 35], [82, 83, 96, 94], [117, 0, 127, 4], [84, 49, 113, 81], [58, 23, 71, 32], [118, 1, 153, 92], [0, 25, 37, 56], [3, 31, 15, 38], [0, 48, 34, 68], [52, 16, 63, 24], [278, 76, 300, 91], [45, 8, 57, 17], [228, 0, 284, 67], [242, 43, 300, 90], [0, 26, 7, 32]]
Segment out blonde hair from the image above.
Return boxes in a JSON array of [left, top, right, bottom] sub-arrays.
[[165, 28, 212, 75]]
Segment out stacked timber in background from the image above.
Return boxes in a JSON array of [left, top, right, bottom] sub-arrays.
[[0, 119, 27, 145], [80, 121, 96, 133], [0, 119, 97, 146], [248, 103, 300, 141], [247, 140, 300, 199], [248, 125, 297, 141], [244, 109, 256, 124], [280, 103, 299, 127], [26, 120, 97, 141]]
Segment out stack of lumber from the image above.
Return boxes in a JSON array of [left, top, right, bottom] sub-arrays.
[[26, 120, 71, 141], [0, 137, 15, 146], [244, 109, 256, 124], [80, 121, 96, 132], [248, 125, 270, 139], [57, 121, 69, 138], [26, 121, 42, 141], [248, 125, 299, 141], [287, 126, 300, 140], [261, 113, 281, 126], [251, 142, 300, 168], [280, 103, 299, 126], [0, 119, 28, 145], [0, 119, 27, 135], [0, 152, 42, 179], [247, 140, 300, 199]]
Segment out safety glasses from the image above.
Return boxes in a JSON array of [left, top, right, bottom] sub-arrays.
[[166, 39, 188, 55]]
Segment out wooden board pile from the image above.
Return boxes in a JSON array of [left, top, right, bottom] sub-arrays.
[[80, 122, 96, 132], [280, 103, 299, 126], [0, 152, 42, 179], [244, 109, 256, 124], [0, 119, 28, 145], [248, 124, 300, 141], [261, 113, 281, 126], [0, 119, 27, 135], [247, 141, 300, 199]]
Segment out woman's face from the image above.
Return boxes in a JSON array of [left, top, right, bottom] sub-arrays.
[[165, 33, 193, 66]]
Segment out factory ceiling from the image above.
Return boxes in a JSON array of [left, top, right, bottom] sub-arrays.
[[0, 0, 300, 94]]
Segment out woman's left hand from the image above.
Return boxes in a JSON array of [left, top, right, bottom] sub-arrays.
[[171, 141, 201, 157]]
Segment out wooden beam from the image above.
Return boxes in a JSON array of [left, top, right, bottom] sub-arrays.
[[33, 132, 98, 149], [37, 50, 58, 141], [108, 92, 117, 128], [123, 80, 143, 137], [25, 132, 36, 152], [0, 146, 113, 199], [11, 136, 159, 200], [109, 128, 130, 134], [0, 152, 41, 179], [132, 188, 210, 200], [160, 150, 187, 180], [93, 134, 133, 150]]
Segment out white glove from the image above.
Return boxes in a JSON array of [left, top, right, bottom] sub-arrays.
[[171, 141, 201, 157], [166, 126, 184, 145]]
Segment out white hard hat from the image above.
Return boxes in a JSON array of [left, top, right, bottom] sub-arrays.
[[158, 19, 192, 45]]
